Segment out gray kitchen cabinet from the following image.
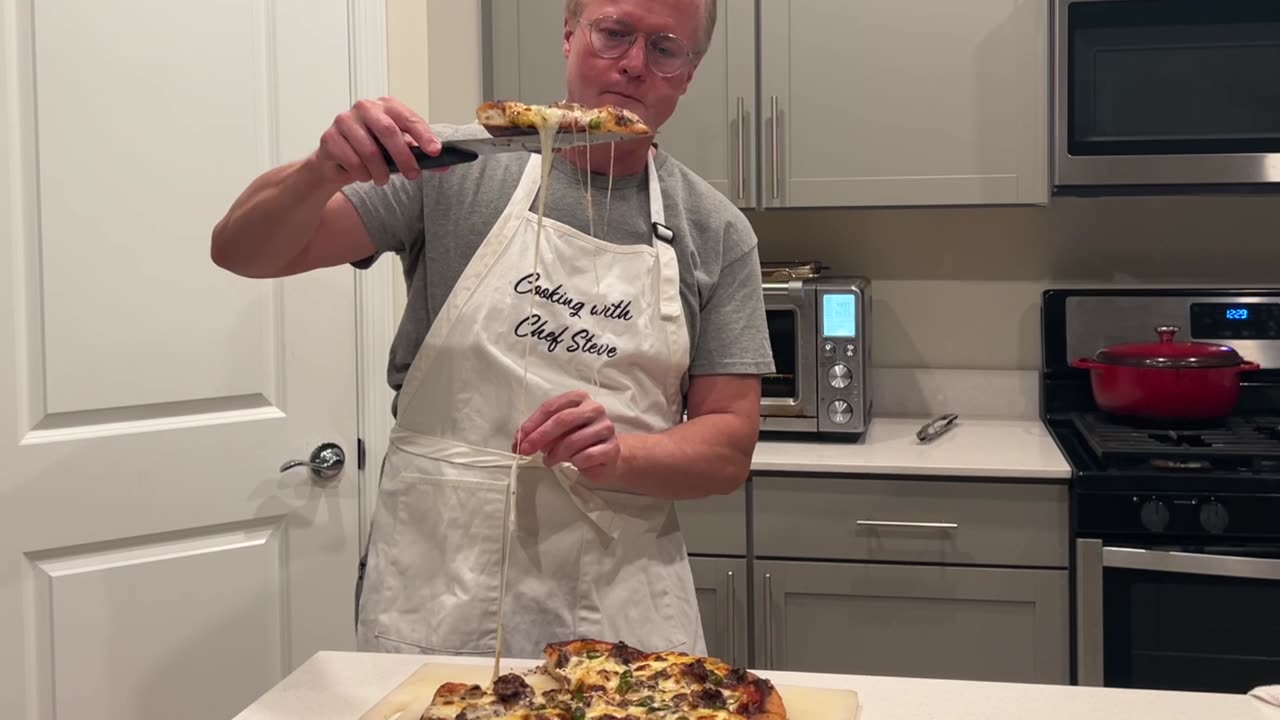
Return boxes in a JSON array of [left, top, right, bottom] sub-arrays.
[[484, 0, 1049, 208], [753, 475, 1069, 568], [753, 560, 1069, 684], [485, 0, 758, 208], [690, 557, 750, 667], [676, 483, 748, 556], [759, 0, 1049, 207]]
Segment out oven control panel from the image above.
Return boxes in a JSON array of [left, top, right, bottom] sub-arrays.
[[816, 284, 869, 433], [1191, 302, 1280, 341], [1077, 492, 1280, 539]]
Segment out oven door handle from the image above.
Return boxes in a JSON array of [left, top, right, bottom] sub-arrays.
[[1103, 546, 1280, 581]]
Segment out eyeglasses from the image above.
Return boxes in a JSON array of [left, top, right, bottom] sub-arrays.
[[577, 15, 696, 77]]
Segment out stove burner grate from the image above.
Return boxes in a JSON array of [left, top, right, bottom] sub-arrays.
[[1071, 413, 1280, 471]]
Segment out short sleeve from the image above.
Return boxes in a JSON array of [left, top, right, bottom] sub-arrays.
[[341, 173, 423, 268], [688, 224, 776, 377]]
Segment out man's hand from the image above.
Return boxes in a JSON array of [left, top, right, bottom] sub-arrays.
[[313, 96, 441, 189], [513, 391, 621, 484]]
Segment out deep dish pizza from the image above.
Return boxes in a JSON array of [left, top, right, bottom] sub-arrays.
[[414, 639, 786, 720], [476, 101, 653, 136]]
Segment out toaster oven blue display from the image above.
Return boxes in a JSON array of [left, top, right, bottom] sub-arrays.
[[822, 293, 857, 337]]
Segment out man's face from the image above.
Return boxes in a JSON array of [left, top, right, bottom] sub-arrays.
[[563, 0, 703, 131]]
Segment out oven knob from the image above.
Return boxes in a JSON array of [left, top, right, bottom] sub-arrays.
[[822, 341, 836, 358], [827, 363, 852, 388], [1199, 500, 1229, 534], [1139, 499, 1170, 533], [828, 399, 853, 424], [844, 343, 857, 357]]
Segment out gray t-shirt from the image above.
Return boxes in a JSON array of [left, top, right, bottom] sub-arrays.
[[341, 123, 775, 416]]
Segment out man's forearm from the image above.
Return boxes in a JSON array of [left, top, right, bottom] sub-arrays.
[[606, 412, 758, 500], [210, 154, 339, 278]]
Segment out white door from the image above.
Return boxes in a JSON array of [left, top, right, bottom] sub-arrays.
[[1, 2, 362, 719]]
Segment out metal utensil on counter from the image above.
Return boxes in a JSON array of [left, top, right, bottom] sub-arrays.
[[916, 413, 959, 443]]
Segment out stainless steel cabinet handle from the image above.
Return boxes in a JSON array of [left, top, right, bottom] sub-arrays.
[[737, 96, 747, 198], [770, 95, 779, 200], [726, 570, 737, 664], [762, 572, 774, 669], [856, 520, 959, 529], [279, 442, 345, 480], [1103, 546, 1280, 580]]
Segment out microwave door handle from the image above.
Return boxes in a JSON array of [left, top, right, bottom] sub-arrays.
[[1103, 547, 1280, 581]]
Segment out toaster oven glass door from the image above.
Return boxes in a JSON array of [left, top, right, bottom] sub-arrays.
[[764, 308, 798, 400]]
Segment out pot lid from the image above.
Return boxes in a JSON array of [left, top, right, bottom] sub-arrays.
[[1094, 325, 1245, 368]]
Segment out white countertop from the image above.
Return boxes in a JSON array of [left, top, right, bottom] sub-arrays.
[[753, 417, 1071, 480], [232, 652, 1279, 720]]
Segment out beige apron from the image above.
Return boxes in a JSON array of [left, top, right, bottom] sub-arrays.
[[355, 151, 705, 658]]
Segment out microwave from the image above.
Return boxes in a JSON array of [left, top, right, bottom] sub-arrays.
[[1054, 0, 1280, 194], [759, 263, 871, 442]]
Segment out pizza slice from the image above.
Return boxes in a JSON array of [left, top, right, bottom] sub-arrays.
[[416, 674, 549, 720], [542, 639, 787, 720], [476, 100, 653, 136]]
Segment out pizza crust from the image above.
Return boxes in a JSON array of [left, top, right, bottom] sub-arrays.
[[475, 101, 652, 136], [746, 682, 787, 720]]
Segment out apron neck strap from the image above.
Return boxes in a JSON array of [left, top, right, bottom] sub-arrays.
[[645, 150, 673, 248]]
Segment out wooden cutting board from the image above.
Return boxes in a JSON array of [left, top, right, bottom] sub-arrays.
[[359, 662, 860, 720]]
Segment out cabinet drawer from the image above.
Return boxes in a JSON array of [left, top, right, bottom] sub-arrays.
[[676, 484, 747, 556], [753, 476, 1067, 567]]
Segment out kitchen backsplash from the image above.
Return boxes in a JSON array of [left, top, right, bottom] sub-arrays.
[[748, 195, 1280, 372]]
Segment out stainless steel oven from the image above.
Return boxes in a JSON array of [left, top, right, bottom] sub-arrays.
[[759, 263, 871, 442], [1076, 539, 1280, 693], [1042, 287, 1280, 695], [1054, 0, 1280, 193]]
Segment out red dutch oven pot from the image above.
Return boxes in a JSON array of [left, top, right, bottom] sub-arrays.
[[1071, 325, 1261, 420]]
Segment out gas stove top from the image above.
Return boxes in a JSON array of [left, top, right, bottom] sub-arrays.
[[1074, 411, 1280, 468], [1041, 288, 1280, 540]]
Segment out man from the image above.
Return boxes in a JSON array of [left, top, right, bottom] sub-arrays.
[[211, 0, 773, 658]]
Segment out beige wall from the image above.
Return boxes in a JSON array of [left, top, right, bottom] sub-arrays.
[[748, 195, 1280, 371], [386, 2, 1280, 376]]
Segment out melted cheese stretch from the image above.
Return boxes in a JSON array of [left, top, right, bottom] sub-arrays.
[[494, 106, 565, 684]]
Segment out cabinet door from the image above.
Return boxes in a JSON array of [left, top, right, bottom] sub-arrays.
[[676, 483, 747, 556], [754, 561, 1069, 684], [485, 0, 757, 207], [759, 0, 1049, 207], [690, 557, 749, 667]]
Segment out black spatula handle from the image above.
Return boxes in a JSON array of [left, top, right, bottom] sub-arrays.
[[378, 142, 480, 172]]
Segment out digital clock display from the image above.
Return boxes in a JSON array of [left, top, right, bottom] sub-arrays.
[[822, 293, 857, 337], [1190, 302, 1280, 340]]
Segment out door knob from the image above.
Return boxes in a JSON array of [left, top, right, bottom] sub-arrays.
[[280, 442, 345, 480]]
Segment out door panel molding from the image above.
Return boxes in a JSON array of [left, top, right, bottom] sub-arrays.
[[349, 0, 397, 555]]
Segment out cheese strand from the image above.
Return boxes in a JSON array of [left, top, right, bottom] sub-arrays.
[[495, 115, 558, 684]]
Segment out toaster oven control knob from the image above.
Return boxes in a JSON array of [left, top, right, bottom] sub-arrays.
[[1199, 500, 1229, 534], [822, 341, 836, 358], [827, 363, 852, 388], [827, 399, 853, 424], [1139, 498, 1170, 533], [844, 343, 857, 357]]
